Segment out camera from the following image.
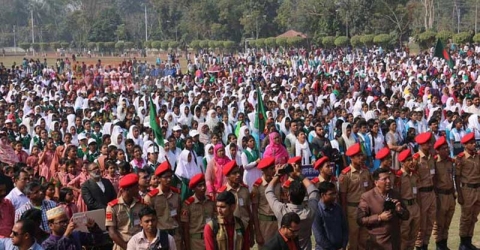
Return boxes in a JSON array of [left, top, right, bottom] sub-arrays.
[[383, 197, 396, 212], [278, 164, 294, 175]]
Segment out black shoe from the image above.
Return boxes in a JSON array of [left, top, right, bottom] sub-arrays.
[[459, 237, 475, 250], [437, 240, 447, 250], [467, 237, 479, 250]]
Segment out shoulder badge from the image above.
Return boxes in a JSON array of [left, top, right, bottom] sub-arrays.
[[311, 177, 320, 184], [412, 153, 420, 160], [341, 166, 351, 175], [253, 178, 263, 187], [108, 198, 119, 207], [282, 179, 292, 189], [184, 196, 195, 205], [434, 155, 439, 160], [170, 186, 180, 193], [457, 152, 465, 158], [217, 185, 227, 192], [395, 169, 403, 177], [147, 189, 160, 197], [331, 176, 338, 182], [206, 194, 215, 201], [240, 183, 248, 188]]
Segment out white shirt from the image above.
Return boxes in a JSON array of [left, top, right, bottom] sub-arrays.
[[96, 181, 105, 193], [5, 187, 29, 210], [126, 230, 176, 250]]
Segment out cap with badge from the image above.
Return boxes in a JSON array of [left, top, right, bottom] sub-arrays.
[[155, 161, 172, 176], [119, 173, 139, 188], [313, 156, 329, 170], [415, 132, 432, 145], [189, 173, 205, 189], [398, 149, 412, 162], [257, 157, 275, 169], [461, 132, 475, 144], [434, 136, 447, 150], [346, 143, 362, 157], [287, 156, 302, 165], [223, 160, 238, 176], [375, 147, 391, 160]]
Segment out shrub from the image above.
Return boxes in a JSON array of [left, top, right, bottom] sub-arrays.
[[264, 37, 276, 48], [360, 34, 375, 47], [151, 41, 161, 50], [276, 37, 287, 47], [350, 35, 362, 47], [436, 30, 454, 44], [322, 36, 336, 48], [373, 34, 392, 47], [334, 36, 350, 47], [453, 32, 472, 44]]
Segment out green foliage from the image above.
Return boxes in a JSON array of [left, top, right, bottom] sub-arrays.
[[256, 38, 265, 48], [436, 30, 454, 44], [161, 41, 170, 51], [88, 8, 122, 42], [143, 41, 152, 49], [322, 36, 335, 48], [416, 30, 436, 49], [334, 36, 349, 47], [60, 42, 69, 49], [208, 40, 217, 49], [373, 34, 392, 47], [473, 34, 480, 44], [264, 37, 276, 48], [215, 41, 224, 49], [360, 34, 375, 47], [125, 42, 135, 50], [453, 32, 472, 44], [115, 41, 125, 52], [223, 41, 236, 51], [190, 40, 201, 51], [199, 40, 209, 49], [350, 35, 362, 47], [168, 41, 179, 49], [287, 37, 304, 47], [105, 42, 116, 52], [151, 41, 162, 50], [276, 37, 287, 48], [50, 42, 61, 51], [97, 42, 105, 52], [87, 42, 97, 50], [19, 43, 30, 51]]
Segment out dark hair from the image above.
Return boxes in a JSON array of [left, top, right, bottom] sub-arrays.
[[59, 187, 73, 203], [373, 167, 391, 180], [428, 118, 438, 126], [24, 181, 41, 195], [138, 206, 157, 220], [20, 208, 42, 222], [318, 181, 336, 195], [16, 219, 36, 239], [125, 139, 135, 146], [117, 161, 131, 172], [280, 212, 300, 227], [216, 191, 236, 205], [288, 180, 306, 205]]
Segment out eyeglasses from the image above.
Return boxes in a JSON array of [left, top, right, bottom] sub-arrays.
[[11, 230, 24, 237], [54, 219, 69, 225], [287, 227, 300, 235]]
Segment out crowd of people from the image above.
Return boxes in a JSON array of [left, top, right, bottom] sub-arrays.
[[0, 43, 479, 250]]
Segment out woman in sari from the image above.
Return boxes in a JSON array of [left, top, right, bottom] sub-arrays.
[[205, 144, 231, 196]]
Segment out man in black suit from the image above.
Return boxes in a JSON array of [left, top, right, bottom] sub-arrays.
[[262, 212, 301, 250], [81, 162, 116, 210]]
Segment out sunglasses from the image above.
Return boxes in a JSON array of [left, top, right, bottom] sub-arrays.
[[11, 230, 23, 237]]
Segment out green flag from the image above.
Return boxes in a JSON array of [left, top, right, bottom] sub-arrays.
[[434, 39, 454, 69], [149, 95, 164, 147], [254, 85, 267, 133]]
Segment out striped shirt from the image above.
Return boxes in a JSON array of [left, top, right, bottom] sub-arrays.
[[14, 200, 57, 233]]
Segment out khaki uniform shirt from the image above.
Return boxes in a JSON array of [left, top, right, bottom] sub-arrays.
[[144, 186, 181, 230], [180, 194, 216, 234], [339, 166, 374, 203]]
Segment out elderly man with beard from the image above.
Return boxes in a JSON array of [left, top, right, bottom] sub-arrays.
[[357, 168, 409, 250], [81, 163, 117, 211]]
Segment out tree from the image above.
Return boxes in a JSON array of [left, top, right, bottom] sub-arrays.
[[19, 43, 30, 52], [264, 37, 276, 48], [373, 34, 392, 47], [208, 40, 217, 49], [334, 36, 349, 47], [125, 41, 135, 50], [350, 35, 362, 47], [453, 32, 472, 44], [88, 8, 122, 42], [276, 37, 287, 48], [416, 30, 436, 49], [190, 40, 201, 51], [360, 34, 375, 47], [436, 31, 454, 44], [322, 36, 335, 48], [152, 41, 162, 50], [199, 40, 209, 49], [161, 40, 170, 51], [223, 40, 235, 52], [168, 41, 179, 50], [115, 41, 125, 52]]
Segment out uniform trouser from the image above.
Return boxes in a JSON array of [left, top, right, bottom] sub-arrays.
[[400, 203, 420, 250], [190, 238, 204, 250], [173, 229, 183, 250], [258, 219, 279, 246], [459, 187, 480, 237], [346, 206, 368, 250], [415, 191, 436, 247], [432, 193, 455, 242]]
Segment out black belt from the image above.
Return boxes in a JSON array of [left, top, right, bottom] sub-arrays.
[[347, 202, 359, 207], [418, 186, 434, 192], [436, 188, 454, 195], [462, 183, 480, 189], [258, 214, 277, 221], [403, 198, 416, 206]]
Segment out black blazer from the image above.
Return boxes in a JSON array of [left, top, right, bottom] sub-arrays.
[[262, 232, 301, 250], [81, 178, 117, 211]]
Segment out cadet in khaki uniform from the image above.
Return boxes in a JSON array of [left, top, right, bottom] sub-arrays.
[[144, 161, 182, 249], [412, 132, 436, 249], [311, 156, 337, 188], [251, 157, 280, 247], [395, 149, 421, 250], [376, 147, 397, 184], [454, 132, 480, 250], [180, 173, 215, 250], [106, 173, 147, 250], [339, 143, 374, 250], [431, 136, 455, 250], [217, 160, 254, 248]]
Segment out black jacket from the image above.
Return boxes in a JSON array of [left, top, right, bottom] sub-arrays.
[[81, 178, 117, 211], [262, 232, 301, 250]]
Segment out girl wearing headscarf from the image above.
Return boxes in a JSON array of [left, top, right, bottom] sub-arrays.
[[263, 132, 289, 164], [295, 130, 313, 165], [177, 106, 193, 127], [205, 144, 231, 196], [468, 114, 480, 139], [175, 150, 203, 200], [198, 123, 211, 145], [110, 126, 126, 153], [202, 143, 214, 171], [237, 125, 250, 151], [127, 125, 144, 148], [241, 135, 261, 191]]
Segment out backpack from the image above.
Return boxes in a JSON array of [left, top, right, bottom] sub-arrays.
[[211, 217, 245, 250]]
